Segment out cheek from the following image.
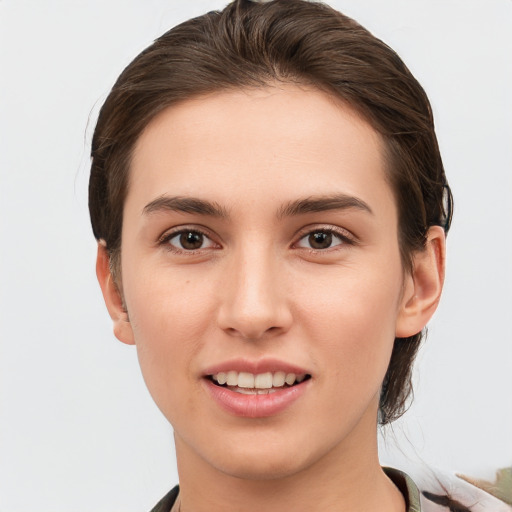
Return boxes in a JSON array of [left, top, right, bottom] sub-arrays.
[[293, 260, 403, 386], [122, 265, 219, 408], [124, 260, 218, 336]]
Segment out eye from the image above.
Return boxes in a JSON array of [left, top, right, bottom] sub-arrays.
[[163, 229, 217, 251], [296, 229, 348, 250]]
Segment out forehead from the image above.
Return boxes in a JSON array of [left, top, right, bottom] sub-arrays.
[[127, 84, 393, 218]]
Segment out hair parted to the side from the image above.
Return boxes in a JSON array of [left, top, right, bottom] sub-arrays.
[[89, 0, 453, 424]]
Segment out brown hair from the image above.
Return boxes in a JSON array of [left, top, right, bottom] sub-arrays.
[[89, 0, 452, 424]]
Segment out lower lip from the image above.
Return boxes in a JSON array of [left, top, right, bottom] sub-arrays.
[[203, 378, 310, 418]]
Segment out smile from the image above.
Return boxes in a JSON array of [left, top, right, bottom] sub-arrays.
[[203, 364, 312, 417], [209, 371, 310, 394]]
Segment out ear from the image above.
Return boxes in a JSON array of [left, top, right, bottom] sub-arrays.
[[395, 226, 446, 338], [96, 242, 135, 345]]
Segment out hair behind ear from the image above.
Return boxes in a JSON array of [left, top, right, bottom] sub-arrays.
[[380, 226, 446, 423], [379, 334, 422, 424]]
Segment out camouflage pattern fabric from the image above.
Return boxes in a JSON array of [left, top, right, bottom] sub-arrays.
[[148, 467, 512, 512]]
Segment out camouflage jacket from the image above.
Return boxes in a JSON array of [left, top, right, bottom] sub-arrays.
[[149, 466, 512, 512]]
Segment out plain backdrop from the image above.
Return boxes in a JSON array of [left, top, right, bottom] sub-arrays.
[[1, 1, 511, 511]]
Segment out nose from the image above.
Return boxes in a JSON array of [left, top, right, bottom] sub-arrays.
[[216, 246, 293, 341]]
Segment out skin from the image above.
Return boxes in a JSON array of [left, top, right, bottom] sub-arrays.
[[97, 84, 445, 512]]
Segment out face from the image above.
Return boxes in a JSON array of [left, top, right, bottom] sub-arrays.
[[110, 85, 418, 480]]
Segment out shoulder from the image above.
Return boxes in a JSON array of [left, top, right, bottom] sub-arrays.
[[414, 467, 512, 512], [148, 485, 179, 512]]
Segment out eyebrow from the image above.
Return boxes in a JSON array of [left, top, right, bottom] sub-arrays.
[[142, 195, 229, 218], [277, 194, 373, 219], [142, 193, 373, 219]]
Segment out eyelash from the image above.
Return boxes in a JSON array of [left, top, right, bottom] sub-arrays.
[[293, 226, 355, 252], [158, 227, 218, 254], [158, 225, 356, 254]]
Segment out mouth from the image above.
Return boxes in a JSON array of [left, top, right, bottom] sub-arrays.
[[207, 371, 312, 395]]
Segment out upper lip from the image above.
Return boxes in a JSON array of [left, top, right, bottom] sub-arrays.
[[202, 358, 311, 377]]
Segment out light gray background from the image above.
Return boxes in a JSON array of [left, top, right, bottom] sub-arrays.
[[1, 1, 511, 511]]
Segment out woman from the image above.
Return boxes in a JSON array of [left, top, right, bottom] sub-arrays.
[[89, 1, 509, 511]]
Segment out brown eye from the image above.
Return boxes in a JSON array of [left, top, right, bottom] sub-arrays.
[[296, 230, 345, 250], [180, 231, 203, 250], [309, 232, 332, 249], [166, 230, 215, 251]]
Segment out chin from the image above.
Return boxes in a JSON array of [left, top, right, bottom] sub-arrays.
[[214, 451, 313, 481], [194, 429, 333, 482]]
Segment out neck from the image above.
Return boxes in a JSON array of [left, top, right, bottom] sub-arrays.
[[173, 407, 405, 512]]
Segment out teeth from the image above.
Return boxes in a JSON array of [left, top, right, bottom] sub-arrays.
[[211, 371, 307, 389], [216, 372, 227, 385], [254, 372, 273, 389], [238, 372, 255, 388], [285, 373, 296, 386], [235, 388, 278, 395], [272, 371, 286, 387], [226, 371, 238, 386], [237, 388, 256, 395]]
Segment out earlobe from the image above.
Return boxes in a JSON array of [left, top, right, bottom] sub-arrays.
[[395, 226, 446, 338], [96, 242, 135, 345]]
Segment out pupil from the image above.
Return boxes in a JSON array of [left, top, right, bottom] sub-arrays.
[[309, 232, 332, 249], [180, 231, 203, 250]]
